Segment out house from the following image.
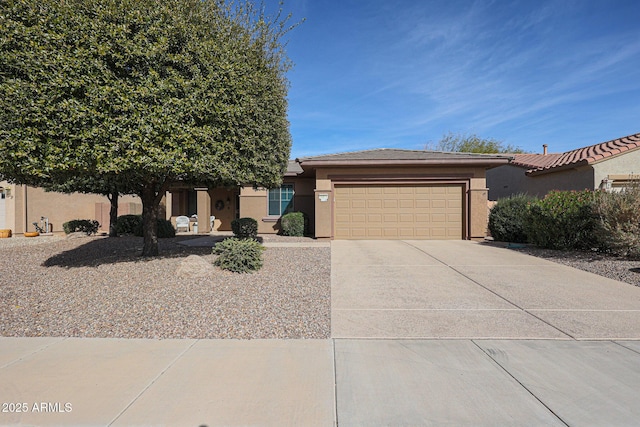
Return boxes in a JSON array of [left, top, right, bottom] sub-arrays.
[[1, 149, 510, 239], [487, 132, 640, 200], [166, 149, 510, 240]]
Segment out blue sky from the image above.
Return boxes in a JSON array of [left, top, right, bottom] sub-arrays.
[[272, 0, 640, 158]]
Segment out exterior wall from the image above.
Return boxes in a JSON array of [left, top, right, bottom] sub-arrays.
[[312, 166, 489, 240], [0, 182, 142, 235], [593, 148, 640, 189], [487, 165, 594, 200], [238, 178, 315, 234]]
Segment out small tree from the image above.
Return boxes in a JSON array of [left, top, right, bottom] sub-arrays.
[[427, 132, 528, 153], [0, 0, 297, 256]]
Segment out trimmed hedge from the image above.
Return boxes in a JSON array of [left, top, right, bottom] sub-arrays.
[[281, 211, 307, 237], [114, 215, 142, 236], [213, 237, 264, 273], [231, 217, 258, 239], [488, 195, 536, 243], [524, 190, 598, 250], [114, 215, 175, 238], [62, 219, 100, 235]]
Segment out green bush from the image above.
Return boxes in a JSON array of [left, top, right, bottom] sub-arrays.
[[524, 190, 598, 250], [593, 187, 640, 258], [213, 237, 264, 273], [488, 195, 536, 243], [115, 215, 142, 236], [62, 219, 100, 235], [156, 219, 176, 238], [231, 217, 258, 239], [280, 211, 307, 236], [115, 215, 175, 238]]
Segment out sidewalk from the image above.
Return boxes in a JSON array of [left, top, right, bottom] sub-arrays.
[[2, 337, 640, 426]]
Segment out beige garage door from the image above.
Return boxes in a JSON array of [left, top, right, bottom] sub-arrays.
[[334, 184, 463, 239]]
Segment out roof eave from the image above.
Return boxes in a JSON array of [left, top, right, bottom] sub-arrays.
[[526, 159, 589, 176], [297, 158, 512, 168]]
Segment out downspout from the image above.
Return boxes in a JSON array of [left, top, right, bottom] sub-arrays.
[[22, 185, 28, 234]]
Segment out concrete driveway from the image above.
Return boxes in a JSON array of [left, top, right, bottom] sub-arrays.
[[332, 240, 640, 339]]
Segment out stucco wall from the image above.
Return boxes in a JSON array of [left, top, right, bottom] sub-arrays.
[[239, 178, 315, 234], [3, 184, 141, 234], [593, 148, 640, 188], [487, 165, 594, 200]]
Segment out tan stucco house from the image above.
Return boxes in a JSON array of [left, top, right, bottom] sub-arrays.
[[487, 132, 640, 200], [1, 148, 510, 240], [166, 149, 509, 240]]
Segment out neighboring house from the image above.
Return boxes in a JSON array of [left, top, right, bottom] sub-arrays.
[[1, 148, 510, 240], [487, 132, 640, 200]]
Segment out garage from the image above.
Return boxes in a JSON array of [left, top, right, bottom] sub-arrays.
[[295, 148, 510, 240], [334, 183, 463, 239]]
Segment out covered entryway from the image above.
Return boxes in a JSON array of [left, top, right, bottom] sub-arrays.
[[333, 184, 463, 239]]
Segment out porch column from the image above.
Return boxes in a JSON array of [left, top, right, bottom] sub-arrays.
[[468, 187, 489, 240], [196, 188, 211, 233], [164, 191, 172, 220]]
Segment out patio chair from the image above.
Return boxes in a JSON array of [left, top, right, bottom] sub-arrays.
[[175, 216, 190, 233]]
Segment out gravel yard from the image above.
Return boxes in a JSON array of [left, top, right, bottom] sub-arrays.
[[0, 235, 330, 339]]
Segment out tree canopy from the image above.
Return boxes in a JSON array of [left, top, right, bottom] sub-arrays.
[[0, 0, 295, 255], [427, 132, 528, 154]]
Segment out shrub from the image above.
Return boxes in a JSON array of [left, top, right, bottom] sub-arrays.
[[593, 186, 640, 258], [115, 215, 142, 236], [281, 211, 307, 236], [156, 219, 176, 238], [62, 219, 100, 235], [524, 190, 598, 250], [115, 215, 176, 238], [488, 194, 536, 243], [231, 217, 258, 239], [213, 237, 264, 273]]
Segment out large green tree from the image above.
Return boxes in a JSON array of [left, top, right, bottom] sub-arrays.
[[0, 0, 294, 256], [427, 132, 528, 154]]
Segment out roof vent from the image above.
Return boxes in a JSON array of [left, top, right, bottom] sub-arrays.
[[543, 144, 548, 155]]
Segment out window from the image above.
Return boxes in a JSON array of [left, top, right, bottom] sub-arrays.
[[268, 184, 294, 216]]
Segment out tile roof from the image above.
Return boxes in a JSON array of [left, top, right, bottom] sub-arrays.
[[524, 132, 640, 176], [297, 148, 511, 162]]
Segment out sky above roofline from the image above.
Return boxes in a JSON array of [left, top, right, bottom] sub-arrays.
[[270, 0, 640, 159]]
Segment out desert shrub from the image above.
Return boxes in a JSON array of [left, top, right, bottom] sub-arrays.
[[62, 219, 100, 235], [156, 219, 176, 238], [488, 194, 536, 243], [115, 215, 142, 236], [593, 186, 640, 258], [115, 215, 175, 238], [524, 190, 598, 250], [213, 237, 264, 273], [231, 217, 258, 240], [280, 211, 307, 236]]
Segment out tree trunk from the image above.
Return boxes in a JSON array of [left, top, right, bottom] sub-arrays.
[[107, 192, 119, 238], [140, 186, 160, 257]]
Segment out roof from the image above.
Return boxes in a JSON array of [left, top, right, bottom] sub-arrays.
[[285, 160, 303, 176], [520, 133, 640, 176], [297, 148, 512, 167]]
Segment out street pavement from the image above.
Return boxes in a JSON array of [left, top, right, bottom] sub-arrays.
[[2, 240, 640, 426]]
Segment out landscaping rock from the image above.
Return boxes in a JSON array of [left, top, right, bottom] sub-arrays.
[[177, 255, 216, 278]]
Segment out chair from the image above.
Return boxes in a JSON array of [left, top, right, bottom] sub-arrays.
[[175, 216, 190, 233]]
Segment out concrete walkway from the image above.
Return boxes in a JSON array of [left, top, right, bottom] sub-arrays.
[[2, 240, 640, 426]]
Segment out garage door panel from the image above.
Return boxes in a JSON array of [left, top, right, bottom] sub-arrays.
[[334, 184, 463, 240]]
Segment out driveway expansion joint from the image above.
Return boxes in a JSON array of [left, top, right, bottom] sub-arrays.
[[471, 340, 571, 427]]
